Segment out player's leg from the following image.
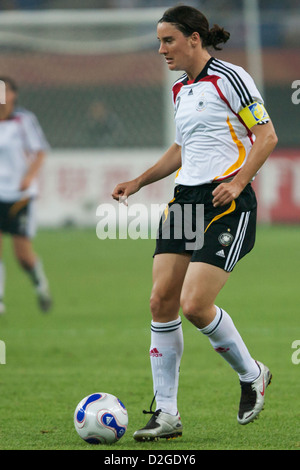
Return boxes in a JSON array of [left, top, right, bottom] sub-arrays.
[[8, 198, 52, 312], [180, 261, 271, 424], [12, 235, 52, 312], [0, 232, 5, 313], [150, 252, 190, 322], [181, 262, 259, 377], [150, 252, 190, 412], [133, 252, 190, 441]]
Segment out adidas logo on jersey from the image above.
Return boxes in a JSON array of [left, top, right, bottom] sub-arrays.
[[216, 249, 225, 258], [188, 88, 193, 95]]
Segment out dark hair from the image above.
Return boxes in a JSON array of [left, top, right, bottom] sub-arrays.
[[158, 5, 230, 51], [0, 76, 18, 92]]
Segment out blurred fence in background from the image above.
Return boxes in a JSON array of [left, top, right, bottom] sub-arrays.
[[0, 2, 299, 226]]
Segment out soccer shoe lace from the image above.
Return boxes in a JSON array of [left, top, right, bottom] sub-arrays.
[[237, 361, 272, 425], [142, 393, 157, 416]]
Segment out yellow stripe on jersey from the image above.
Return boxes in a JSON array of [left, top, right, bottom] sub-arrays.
[[205, 200, 236, 233], [238, 101, 269, 129], [175, 167, 182, 180], [214, 116, 246, 181]]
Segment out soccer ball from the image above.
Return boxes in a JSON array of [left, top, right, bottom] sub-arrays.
[[74, 392, 128, 444]]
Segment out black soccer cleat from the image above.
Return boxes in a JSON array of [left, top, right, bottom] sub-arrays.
[[238, 361, 272, 425]]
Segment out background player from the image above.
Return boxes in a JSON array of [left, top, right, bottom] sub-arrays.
[[0, 76, 52, 313]]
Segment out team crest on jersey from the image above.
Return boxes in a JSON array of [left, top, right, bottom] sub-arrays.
[[196, 98, 207, 112], [196, 94, 207, 112], [218, 232, 234, 246]]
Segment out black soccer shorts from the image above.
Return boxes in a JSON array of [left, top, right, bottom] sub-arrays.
[[154, 183, 257, 272], [0, 198, 36, 238]]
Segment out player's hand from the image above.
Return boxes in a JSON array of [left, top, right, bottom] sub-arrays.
[[112, 179, 140, 204], [212, 181, 243, 207], [19, 175, 32, 191]]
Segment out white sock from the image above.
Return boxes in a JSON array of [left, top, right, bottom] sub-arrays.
[[150, 317, 183, 415], [0, 260, 5, 300], [199, 306, 259, 382], [25, 258, 49, 292]]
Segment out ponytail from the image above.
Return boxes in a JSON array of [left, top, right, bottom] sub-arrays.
[[203, 24, 230, 51]]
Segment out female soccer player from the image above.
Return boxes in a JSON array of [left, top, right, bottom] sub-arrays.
[[112, 5, 278, 440], [0, 77, 52, 313]]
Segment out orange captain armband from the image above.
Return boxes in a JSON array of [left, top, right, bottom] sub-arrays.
[[238, 101, 270, 129]]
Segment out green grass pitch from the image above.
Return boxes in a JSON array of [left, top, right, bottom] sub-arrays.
[[0, 226, 299, 450]]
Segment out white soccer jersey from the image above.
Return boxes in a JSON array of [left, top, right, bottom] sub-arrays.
[[173, 57, 269, 186], [0, 108, 49, 202]]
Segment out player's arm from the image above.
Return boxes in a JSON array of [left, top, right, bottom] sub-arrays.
[[20, 150, 46, 191], [212, 119, 278, 207], [112, 142, 181, 202]]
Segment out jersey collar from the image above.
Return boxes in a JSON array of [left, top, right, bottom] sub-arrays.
[[186, 57, 214, 85]]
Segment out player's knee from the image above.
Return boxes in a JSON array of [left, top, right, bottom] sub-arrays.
[[181, 297, 207, 324], [181, 299, 198, 323], [150, 291, 163, 319], [150, 290, 177, 322], [15, 253, 32, 271]]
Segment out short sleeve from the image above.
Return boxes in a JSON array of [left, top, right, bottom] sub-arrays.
[[218, 65, 264, 114], [18, 110, 50, 153], [217, 64, 270, 128], [174, 123, 182, 146]]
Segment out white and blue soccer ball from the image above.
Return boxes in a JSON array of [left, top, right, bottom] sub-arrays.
[[74, 392, 128, 444]]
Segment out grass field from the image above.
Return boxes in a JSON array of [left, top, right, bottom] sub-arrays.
[[0, 225, 299, 451]]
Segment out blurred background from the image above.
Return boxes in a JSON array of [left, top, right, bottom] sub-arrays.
[[0, 0, 299, 226]]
